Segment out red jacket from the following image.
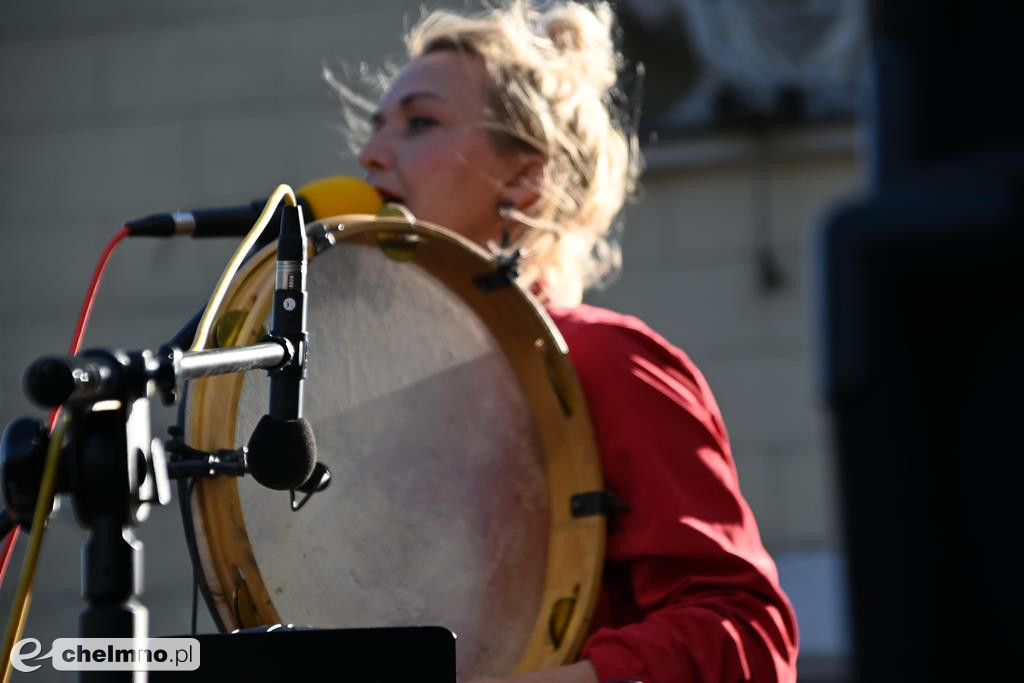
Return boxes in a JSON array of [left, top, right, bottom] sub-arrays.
[[548, 304, 799, 683]]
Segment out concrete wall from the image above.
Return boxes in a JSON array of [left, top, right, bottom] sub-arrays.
[[594, 129, 864, 551], [1, 2, 862, 679]]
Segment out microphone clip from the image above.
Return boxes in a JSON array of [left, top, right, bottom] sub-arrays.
[[263, 333, 305, 378], [164, 431, 248, 480], [289, 462, 331, 512]]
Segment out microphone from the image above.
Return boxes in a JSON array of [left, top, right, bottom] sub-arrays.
[[24, 351, 124, 408], [125, 176, 382, 238], [245, 204, 317, 491]]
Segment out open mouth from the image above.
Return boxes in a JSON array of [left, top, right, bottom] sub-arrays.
[[375, 188, 406, 205]]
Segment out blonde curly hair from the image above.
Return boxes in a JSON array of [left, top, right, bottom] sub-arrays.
[[328, 1, 641, 306]]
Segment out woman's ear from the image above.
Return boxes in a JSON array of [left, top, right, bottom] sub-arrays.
[[500, 153, 545, 211]]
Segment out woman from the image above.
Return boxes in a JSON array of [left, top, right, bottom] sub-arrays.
[[346, 2, 799, 681]]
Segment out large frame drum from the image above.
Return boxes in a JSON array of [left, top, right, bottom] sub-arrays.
[[183, 216, 604, 677]]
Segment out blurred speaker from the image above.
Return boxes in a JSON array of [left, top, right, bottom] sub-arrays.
[[819, 178, 1022, 681], [819, 3, 1021, 680]]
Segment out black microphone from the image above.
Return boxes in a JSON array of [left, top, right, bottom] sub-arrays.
[[23, 352, 123, 408], [124, 176, 382, 238], [245, 205, 318, 491]]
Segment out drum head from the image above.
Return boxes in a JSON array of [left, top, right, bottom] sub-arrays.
[[185, 217, 604, 677]]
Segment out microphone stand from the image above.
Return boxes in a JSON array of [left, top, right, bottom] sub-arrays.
[[3, 335, 297, 682]]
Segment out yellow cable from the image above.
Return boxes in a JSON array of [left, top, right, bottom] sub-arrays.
[[1, 418, 69, 682], [190, 185, 297, 351]]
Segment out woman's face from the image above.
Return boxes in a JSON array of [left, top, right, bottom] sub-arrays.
[[359, 50, 535, 246]]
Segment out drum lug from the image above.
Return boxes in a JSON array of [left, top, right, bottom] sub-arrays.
[[570, 490, 627, 518]]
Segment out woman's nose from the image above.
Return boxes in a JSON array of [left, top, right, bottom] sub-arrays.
[[358, 132, 392, 173]]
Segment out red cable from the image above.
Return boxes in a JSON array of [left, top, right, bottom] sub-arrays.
[[0, 533, 16, 589], [65, 227, 131, 363], [0, 226, 131, 588]]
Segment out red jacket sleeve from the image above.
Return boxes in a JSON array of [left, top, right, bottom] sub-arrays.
[[555, 311, 799, 683]]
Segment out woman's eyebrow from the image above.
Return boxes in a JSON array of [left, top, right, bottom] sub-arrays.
[[400, 91, 446, 107], [371, 92, 447, 127]]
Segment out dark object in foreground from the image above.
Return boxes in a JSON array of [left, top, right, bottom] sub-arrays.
[[151, 626, 456, 682]]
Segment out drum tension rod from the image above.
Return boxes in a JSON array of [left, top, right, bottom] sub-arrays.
[[570, 490, 628, 518]]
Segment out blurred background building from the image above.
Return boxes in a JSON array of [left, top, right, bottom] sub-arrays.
[[1, 1, 866, 680]]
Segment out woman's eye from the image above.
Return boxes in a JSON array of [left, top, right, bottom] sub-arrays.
[[407, 116, 437, 133]]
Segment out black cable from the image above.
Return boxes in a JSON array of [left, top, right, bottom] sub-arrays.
[[187, 476, 199, 635], [171, 377, 216, 636], [173, 372, 230, 635], [0, 508, 16, 542]]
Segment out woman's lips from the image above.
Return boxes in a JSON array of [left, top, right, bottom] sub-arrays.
[[375, 187, 405, 204]]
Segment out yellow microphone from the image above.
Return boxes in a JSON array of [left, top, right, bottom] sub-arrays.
[[296, 176, 382, 221], [125, 176, 383, 237]]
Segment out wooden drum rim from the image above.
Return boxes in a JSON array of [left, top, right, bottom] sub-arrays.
[[185, 215, 605, 673]]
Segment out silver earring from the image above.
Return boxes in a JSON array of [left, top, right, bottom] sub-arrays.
[[498, 201, 515, 249]]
